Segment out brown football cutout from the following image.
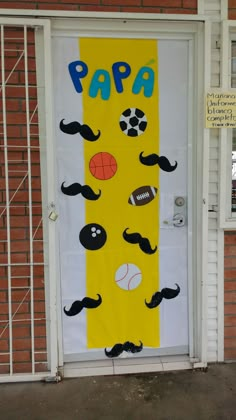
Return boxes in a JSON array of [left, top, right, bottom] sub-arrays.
[[128, 186, 158, 206]]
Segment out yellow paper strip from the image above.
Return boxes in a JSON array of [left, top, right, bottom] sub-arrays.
[[80, 38, 160, 349]]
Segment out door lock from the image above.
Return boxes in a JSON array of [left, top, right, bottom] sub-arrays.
[[175, 196, 185, 207], [49, 211, 58, 221], [161, 196, 187, 228], [174, 196, 187, 227]]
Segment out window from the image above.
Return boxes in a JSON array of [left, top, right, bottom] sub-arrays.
[[219, 23, 236, 228], [231, 42, 236, 215]]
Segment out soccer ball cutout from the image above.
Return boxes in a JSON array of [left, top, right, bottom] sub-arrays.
[[119, 108, 147, 137]]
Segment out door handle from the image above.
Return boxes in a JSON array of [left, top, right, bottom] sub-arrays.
[[173, 213, 185, 227]]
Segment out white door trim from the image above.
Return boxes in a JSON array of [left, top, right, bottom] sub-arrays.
[[51, 20, 205, 374], [0, 9, 210, 21]]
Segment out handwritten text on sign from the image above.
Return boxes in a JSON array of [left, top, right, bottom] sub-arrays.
[[206, 92, 236, 128]]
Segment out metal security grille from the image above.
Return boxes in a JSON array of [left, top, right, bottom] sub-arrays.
[[0, 19, 58, 382]]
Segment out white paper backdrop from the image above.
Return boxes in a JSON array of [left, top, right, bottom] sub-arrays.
[[53, 37, 190, 356], [158, 40, 189, 348]]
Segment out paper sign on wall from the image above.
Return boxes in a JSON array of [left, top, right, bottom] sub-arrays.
[[206, 91, 236, 128]]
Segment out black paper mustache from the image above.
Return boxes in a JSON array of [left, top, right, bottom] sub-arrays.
[[145, 284, 180, 308], [61, 182, 101, 200], [105, 341, 143, 358], [60, 119, 101, 141], [139, 151, 178, 172], [123, 228, 157, 255], [64, 294, 102, 316]]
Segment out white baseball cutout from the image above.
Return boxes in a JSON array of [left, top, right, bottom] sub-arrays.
[[115, 263, 142, 291]]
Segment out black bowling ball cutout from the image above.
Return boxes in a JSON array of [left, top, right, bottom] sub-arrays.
[[79, 223, 107, 250]]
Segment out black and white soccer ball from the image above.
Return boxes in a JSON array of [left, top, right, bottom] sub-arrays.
[[119, 108, 147, 137]]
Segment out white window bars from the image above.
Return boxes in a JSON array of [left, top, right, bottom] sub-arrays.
[[0, 19, 58, 382]]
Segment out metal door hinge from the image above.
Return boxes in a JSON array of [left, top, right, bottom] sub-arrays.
[[44, 374, 62, 383]]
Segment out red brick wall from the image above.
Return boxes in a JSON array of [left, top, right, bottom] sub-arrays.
[[224, 232, 236, 360], [226, 0, 236, 363], [0, 0, 197, 14], [226, 0, 236, 354], [229, 0, 236, 19]]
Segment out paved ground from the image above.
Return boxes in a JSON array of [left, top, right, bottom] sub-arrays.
[[0, 363, 236, 420]]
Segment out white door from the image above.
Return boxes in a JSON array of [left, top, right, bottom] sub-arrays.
[[52, 33, 191, 362]]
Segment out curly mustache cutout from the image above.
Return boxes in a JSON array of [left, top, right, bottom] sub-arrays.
[[139, 151, 178, 172], [145, 284, 180, 308], [60, 119, 101, 141], [61, 182, 101, 201], [105, 341, 143, 358], [64, 294, 102, 316], [123, 228, 157, 255], [145, 292, 163, 308]]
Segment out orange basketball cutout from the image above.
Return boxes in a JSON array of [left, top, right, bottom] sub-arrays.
[[89, 152, 117, 180]]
